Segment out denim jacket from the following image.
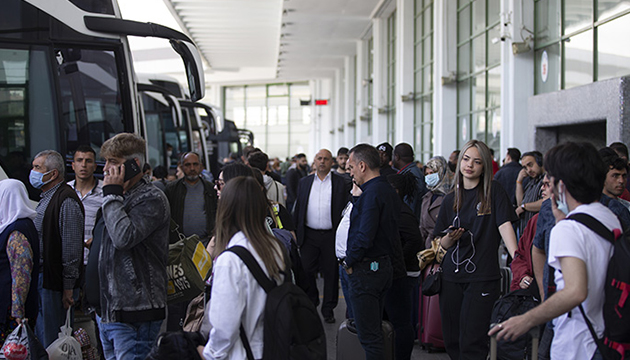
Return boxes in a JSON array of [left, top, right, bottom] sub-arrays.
[[99, 178, 170, 323]]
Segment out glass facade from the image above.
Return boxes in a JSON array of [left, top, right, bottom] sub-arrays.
[[414, 0, 434, 162], [534, 0, 630, 93], [456, 0, 502, 152], [223, 83, 311, 159]]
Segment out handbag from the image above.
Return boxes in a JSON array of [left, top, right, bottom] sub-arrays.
[[167, 221, 213, 304], [421, 262, 442, 296]]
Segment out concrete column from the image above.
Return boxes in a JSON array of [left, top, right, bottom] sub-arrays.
[[343, 55, 356, 147], [372, 17, 387, 144], [396, 0, 415, 146], [434, 0, 458, 156], [355, 39, 370, 144]]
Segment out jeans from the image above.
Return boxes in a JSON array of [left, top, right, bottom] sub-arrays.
[[97, 316, 162, 360], [384, 276, 417, 360], [347, 256, 392, 360], [339, 265, 353, 319], [35, 275, 79, 348]]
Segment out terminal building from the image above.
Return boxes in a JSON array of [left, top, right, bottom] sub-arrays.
[[153, 0, 630, 161]]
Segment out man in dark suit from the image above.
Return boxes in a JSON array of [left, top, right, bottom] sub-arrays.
[[294, 149, 351, 323]]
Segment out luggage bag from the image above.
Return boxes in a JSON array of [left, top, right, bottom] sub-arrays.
[[489, 326, 539, 360], [418, 263, 445, 351]]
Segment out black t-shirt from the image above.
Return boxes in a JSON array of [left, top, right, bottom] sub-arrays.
[[433, 180, 517, 282], [266, 203, 295, 231]]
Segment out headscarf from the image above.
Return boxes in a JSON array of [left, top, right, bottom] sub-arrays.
[[0, 179, 37, 234], [424, 156, 453, 195]]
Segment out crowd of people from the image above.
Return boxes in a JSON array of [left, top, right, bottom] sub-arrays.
[[1, 134, 629, 360]]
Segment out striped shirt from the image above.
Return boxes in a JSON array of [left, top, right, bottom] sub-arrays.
[[35, 182, 84, 289]]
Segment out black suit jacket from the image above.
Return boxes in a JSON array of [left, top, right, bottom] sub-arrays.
[[293, 172, 351, 247]]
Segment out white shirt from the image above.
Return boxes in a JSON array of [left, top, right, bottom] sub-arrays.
[[68, 178, 103, 265], [548, 202, 619, 360], [335, 201, 353, 258], [204, 231, 283, 360], [306, 172, 333, 230]]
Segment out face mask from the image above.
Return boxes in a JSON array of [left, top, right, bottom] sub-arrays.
[[556, 185, 569, 215], [29, 169, 53, 189], [167, 151, 173, 157], [425, 173, 440, 187]]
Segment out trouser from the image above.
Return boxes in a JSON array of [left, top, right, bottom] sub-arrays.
[[384, 276, 417, 360], [301, 228, 339, 316], [97, 315, 162, 360], [439, 279, 500, 360], [347, 256, 393, 360], [339, 265, 353, 319], [35, 275, 79, 348]]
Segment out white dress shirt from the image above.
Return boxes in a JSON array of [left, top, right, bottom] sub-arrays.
[[306, 172, 333, 230]]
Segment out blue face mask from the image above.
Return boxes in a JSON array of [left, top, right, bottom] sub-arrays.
[[425, 173, 440, 187], [556, 185, 569, 215], [29, 169, 53, 189]]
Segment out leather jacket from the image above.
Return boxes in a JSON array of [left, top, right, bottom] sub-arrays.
[[99, 178, 170, 323]]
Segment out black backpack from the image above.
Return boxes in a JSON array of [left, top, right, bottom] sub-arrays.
[[490, 288, 540, 360], [225, 245, 326, 360], [567, 213, 630, 360]]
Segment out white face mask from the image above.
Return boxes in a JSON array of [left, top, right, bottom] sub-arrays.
[[425, 173, 440, 187], [556, 183, 569, 215]]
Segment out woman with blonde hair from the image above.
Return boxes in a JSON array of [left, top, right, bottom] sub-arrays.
[[432, 139, 518, 359], [203, 176, 285, 360]]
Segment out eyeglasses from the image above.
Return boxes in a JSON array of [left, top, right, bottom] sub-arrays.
[[214, 179, 225, 189], [541, 181, 551, 188]]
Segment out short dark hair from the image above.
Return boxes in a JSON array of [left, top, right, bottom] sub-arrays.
[[522, 151, 543, 167], [393, 143, 414, 163], [609, 142, 629, 160], [337, 147, 349, 157], [248, 151, 269, 172], [73, 145, 96, 159], [349, 144, 380, 170], [222, 163, 254, 183], [507, 148, 521, 162], [242, 146, 257, 160], [295, 153, 306, 160], [599, 147, 628, 171], [544, 142, 606, 204], [153, 165, 168, 179]]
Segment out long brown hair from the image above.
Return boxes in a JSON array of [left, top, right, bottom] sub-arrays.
[[453, 139, 493, 214], [215, 176, 284, 280]]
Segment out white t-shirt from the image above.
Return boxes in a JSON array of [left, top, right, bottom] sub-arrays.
[[548, 202, 619, 360], [335, 201, 352, 259]]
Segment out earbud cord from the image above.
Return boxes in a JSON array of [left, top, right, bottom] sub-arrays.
[[451, 182, 477, 274]]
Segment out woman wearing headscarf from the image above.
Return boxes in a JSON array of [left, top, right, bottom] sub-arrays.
[[420, 156, 454, 249], [0, 179, 39, 345]]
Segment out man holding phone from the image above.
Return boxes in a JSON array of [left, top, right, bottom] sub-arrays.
[[96, 133, 170, 360]]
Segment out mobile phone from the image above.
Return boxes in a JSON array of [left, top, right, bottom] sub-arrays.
[[439, 227, 466, 236], [123, 159, 141, 182]]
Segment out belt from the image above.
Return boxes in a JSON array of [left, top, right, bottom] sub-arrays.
[[306, 227, 333, 232]]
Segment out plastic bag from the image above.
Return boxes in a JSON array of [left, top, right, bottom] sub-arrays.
[[46, 308, 81, 360], [0, 324, 29, 360]]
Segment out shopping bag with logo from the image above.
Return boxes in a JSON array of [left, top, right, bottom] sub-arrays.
[[1, 323, 29, 360], [46, 308, 81, 360], [167, 222, 212, 304]]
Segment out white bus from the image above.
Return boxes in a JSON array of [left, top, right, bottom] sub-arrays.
[[0, 0, 204, 198]]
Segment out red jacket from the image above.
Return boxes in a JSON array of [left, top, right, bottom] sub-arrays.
[[510, 214, 538, 291]]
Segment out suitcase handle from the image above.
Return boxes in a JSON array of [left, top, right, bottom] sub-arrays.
[[489, 324, 539, 360]]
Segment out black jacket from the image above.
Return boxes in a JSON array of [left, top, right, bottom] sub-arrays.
[[164, 177, 217, 244], [494, 161, 521, 206], [293, 172, 351, 247]]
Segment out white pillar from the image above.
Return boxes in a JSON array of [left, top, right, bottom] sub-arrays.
[[344, 55, 356, 147], [396, 0, 415, 146], [372, 17, 387, 144]]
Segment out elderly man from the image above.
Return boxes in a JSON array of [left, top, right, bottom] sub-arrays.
[[294, 149, 350, 323], [31, 150, 84, 347], [97, 133, 170, 360]]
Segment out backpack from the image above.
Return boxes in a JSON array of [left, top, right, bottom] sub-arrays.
[[225, 245, 326, 360], [490, 289, 540, 360], [567, 213, 630, 360]]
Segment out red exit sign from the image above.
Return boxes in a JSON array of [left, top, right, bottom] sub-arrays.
[[315, 99, 329, 105]]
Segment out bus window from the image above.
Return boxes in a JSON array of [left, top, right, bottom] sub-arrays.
[[0, 46, 57, 199], [57, 47, 125, 160]]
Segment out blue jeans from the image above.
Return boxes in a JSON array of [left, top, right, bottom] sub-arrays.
[[35, 275, 79, 348], [384, 276, 417, 360], [97, 316, 162, 360], [347, 256, 393, 360], [339, 265, 353, 319]]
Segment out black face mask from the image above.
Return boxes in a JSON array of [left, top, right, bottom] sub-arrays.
[[448, 162, 457, 173]]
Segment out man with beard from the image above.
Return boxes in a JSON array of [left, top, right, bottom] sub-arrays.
[[286, 153, 309, 212], [515, 151, 545, 237], [164, 151, 217, 330]]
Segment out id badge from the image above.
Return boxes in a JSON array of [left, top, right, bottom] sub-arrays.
[[370, 261, 379, 272]]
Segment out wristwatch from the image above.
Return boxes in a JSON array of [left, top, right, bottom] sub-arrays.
[[342, 260, 350, 270], [521, 203, 526, 210]]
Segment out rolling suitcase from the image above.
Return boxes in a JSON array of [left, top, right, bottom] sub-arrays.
[[489, 325, 539, 360], [419, 263, 445, 351], [336, 319, 395, 360], [500, 266, 513, 296]]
